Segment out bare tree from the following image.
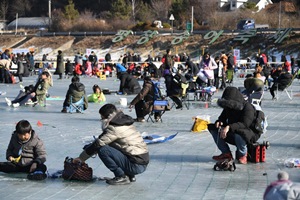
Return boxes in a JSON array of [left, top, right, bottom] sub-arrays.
[[151, 0, 172, 21], [129, 0, 136, 22], [0, 0, 9, 20], [10, 0, 32, 17], [190, 0, 218, 25]]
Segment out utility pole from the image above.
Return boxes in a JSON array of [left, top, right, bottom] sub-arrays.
[[15, 13, 18, 35], [48, 0, 52, 28], [278, 1, 281, 29], [191, 6, 194, 33]]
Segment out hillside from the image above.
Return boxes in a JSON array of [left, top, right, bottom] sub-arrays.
[[1, 33, 300, 61]]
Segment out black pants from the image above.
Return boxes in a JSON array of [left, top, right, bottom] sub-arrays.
[[18, 74, 23, 82], [170, 96, 182, 108], [0, 67, 4, 82], [135, 100, 160, 119], [0, 162, 47, 173]]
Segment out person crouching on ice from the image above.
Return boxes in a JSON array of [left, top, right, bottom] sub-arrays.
[[208, 87, 259, 164], [74, 104, 149, 185]]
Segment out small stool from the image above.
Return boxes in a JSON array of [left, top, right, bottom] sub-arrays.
[[100, 74, 106, 80]]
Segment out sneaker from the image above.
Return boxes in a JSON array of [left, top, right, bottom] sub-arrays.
[[27, 171, 47, 180], [212, 152, 233, 161], [106, 176, 130, 185], [238, 155, 247, 164], [176, 105, 183, 109], [127, 175, 136, 182], [25, 99, 34, 105], [134, 118, 145, 122], [12, 103, 20, 108], [61, 108, 67, 113], [5, 97, 12, 106], [155, 118, 162, 122]]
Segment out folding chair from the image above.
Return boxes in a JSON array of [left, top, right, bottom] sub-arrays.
[[170, 82, 190, 110], [146, 99, 169, 123], [194, 86, 216, 102], [249, 91, 264, 107], [68, 96, 85, 113], [275, 73, 296, 100]]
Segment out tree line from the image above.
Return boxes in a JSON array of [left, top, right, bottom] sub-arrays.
[[0, 0, 299, 31]]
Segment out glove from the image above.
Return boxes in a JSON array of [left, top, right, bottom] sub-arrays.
[[30, 162, 37, 173], [84, 141, 98, 155]]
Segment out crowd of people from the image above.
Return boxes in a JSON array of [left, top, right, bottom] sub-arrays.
[[0, 47, 299, 194]]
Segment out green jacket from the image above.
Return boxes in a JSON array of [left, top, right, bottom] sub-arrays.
[[64, 82, 88, 110]]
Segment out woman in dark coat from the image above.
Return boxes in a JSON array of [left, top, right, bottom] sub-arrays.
[[16, 54, 25, 83], [129, 76, 161, 122], [208, 87, 259, 164], [55, 50, 64, 79]]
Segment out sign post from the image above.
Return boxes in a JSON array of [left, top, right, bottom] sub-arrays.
[[169, 14, 175, 35]]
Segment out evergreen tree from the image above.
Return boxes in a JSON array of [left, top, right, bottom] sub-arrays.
[[64, 0, 79, 21], [111, 0, 131, 20]]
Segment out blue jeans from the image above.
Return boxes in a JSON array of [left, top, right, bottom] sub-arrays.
[[98, 145, 147, 177], [12, 90, 34, 105], [209, 125, 247, 158]]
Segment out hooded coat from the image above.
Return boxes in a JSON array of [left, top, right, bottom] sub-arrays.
[[130, 79, 155, 114], [6, 131, 46, 166], [264, 180, 300, 200], [79, 111, 149, 165], [64, 82, 88, 109], [216, 87, 260, 144]]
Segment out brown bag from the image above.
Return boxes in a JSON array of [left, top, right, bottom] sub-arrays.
[[62, 157, 93, 181]]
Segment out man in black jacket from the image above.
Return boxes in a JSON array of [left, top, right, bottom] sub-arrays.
[[117, 72, 141, 95], [208, 87, 259, 164]]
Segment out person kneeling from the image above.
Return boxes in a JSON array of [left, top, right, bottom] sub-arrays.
[[74, 104, 149, 185], [208, 87, 260, 164]]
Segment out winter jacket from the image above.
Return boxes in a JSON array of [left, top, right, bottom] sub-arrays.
[[275, 72, 293, 90], [118, 72, 141, 95], [16, 60, 24, 75], [65, 62, 74, 74], [264, 180, 300, 200], [6, 131, 46, 166], [163, 54, 174, 69], [55, 53, 64, 74], [116, 63, 127, 73], [64, 82, 88, 109], [244, 77, 264, 95], [35, 78, 51, 104], [88, 92, 106, 103], [130, 79, 155, 113], [216, 87, 259, 144], [80, 111, 149, 165], [0, 59, 11, 69], [186, 61, 199, 77]]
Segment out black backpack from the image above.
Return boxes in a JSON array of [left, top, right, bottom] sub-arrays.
[[251, 107, 267, 135]]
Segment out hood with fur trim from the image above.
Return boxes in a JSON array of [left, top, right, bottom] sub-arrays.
[[217, 87, 246, 110]]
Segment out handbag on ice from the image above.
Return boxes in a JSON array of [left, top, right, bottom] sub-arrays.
[[62, 157, 93, 181]]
